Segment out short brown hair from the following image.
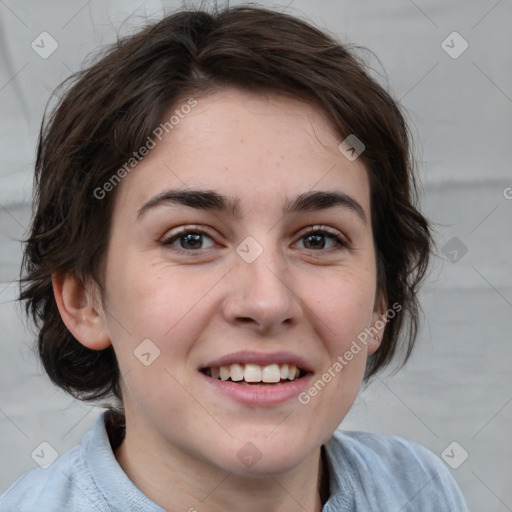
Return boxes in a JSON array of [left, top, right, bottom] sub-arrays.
[[19, 4, 432, 403]]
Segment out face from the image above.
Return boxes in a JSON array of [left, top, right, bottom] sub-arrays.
[[99, 87, 383, 476]]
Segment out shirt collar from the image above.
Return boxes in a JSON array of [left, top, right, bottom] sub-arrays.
[[85, 410, 352, 511], [83, 411, 164, 511]]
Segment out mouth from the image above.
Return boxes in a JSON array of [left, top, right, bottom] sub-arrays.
[[198, 351, 314, 405], [200, 363, 309, 386]]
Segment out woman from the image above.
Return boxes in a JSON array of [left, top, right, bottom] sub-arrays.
[[1, 4, 468, 511]]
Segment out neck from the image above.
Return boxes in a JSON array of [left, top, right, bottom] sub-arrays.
[[113, 413, 329, 512]]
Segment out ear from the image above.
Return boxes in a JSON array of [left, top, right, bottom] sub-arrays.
[[52, 271, 111, 350], [367, 292, 388, 356]]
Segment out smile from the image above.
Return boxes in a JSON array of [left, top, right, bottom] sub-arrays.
[[201, 363, 307, 385], [198, 350, 314, 405]]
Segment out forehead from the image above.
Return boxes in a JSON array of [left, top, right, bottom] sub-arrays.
[[112, 87, 370, 218]]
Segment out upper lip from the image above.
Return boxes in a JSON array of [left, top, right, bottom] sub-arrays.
[[200, 350, 314, 372]]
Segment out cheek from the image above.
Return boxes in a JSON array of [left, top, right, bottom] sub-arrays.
[[296, 269, 376, 436], [103, 253, 219, 359], [103, 258, 211, 408], [310, 267, 376, 348]]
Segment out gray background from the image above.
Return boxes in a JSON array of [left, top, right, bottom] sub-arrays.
[[1, 0, 511, 510]]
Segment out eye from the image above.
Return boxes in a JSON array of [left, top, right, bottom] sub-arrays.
[[162, 227, 216, 252], [295, 227, 348, 251], [161, 225, 348, 254]]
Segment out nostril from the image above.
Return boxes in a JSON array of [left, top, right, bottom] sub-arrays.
[[237, 317, 254, 323]]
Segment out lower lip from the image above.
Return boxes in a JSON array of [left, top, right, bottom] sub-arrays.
[[199, 371, 314, 406]]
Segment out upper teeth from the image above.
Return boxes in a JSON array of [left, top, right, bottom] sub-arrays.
[[208, 363, 301, 383]]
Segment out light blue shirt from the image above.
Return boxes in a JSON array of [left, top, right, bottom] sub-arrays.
[[1, 411, 469, 511]]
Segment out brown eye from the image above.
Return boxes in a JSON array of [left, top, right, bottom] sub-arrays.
[[162, 229, 215, 251], [296, 228, 348, 251]]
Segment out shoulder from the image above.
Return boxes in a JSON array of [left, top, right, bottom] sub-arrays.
[[323, 430, 469, 511], [332, 429, 444, 473], [0, 422, 106, 512], [0, 410, 161, 512]]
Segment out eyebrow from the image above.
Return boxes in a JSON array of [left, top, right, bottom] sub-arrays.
[[136, 188, 367, 224]]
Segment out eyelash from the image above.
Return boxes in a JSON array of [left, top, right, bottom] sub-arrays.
[[161, 225, 348, 255]]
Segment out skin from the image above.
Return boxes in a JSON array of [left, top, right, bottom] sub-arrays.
[[53, 87, 386, 512]]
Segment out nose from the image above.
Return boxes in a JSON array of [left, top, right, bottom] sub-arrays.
[[221, 242, 303, 334]]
